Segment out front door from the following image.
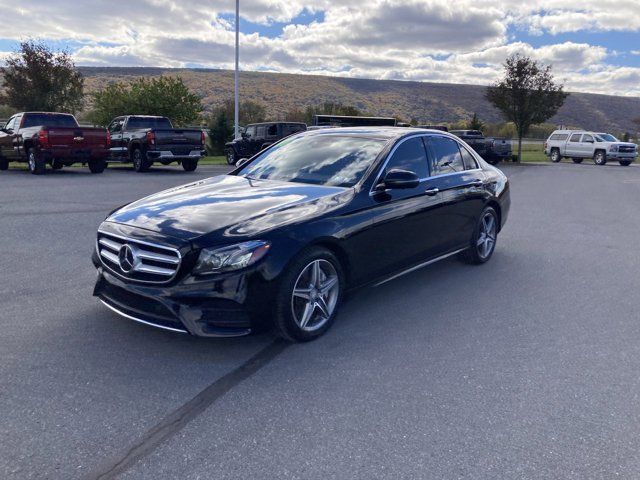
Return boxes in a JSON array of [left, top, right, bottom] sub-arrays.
[[107, 118, 126, 159]]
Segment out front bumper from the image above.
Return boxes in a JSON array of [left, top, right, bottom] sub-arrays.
[[607, 152, 637, 161], [93, 261, 269, 338], [146, 150, 205, 161]]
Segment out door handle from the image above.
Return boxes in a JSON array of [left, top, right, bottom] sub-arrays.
[[424, 187, 439, 196]]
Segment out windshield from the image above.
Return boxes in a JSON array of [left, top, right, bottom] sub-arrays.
[[237, 134, 387, 187], [595, 133, 618, 142], [22, 114, 78, 128], [127, 117, 173, 129]]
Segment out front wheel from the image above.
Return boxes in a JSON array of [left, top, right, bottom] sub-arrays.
[[619, 160, 632, 167], [572, 158, 583, 164], [594, 151, 607, 166], [132, 148, 151, 172], [89, 158, 107, 174], [27, 148, 46, 175], [550, 149, 561, 163], [226, 149, 237, 165], [460, 207, 499, 265], [182, 159, 198, 172], [273, 247, 344, 342]]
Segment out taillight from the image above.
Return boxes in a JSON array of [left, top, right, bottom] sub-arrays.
[[146, 131, 156, 146], [201, 130, 206, 146], [106, 131, 111, 148], [544, 141, 548, 150], [38, 128, 50, 148]]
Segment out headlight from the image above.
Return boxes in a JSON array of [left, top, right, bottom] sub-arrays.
[[193, 240, 270, 275], [610, 145, 619, 152]]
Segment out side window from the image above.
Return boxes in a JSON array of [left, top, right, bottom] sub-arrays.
[[4, 116, 17, 131], [245, 126, 256, 139], [582, 134, 594, 143], [428, 136, 465, 175], [570, 133, 582, 142], [459, 145, 478, 170], [256, 126, 266, 139], [266, 124, 278, 138], [108, 119, 123, 133], [383, 137, 429, 179]]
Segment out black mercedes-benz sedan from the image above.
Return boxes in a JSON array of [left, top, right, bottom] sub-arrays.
[[92, 127, 510, 341]]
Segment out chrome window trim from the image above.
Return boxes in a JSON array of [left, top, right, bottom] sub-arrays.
[[97, 229, 183, 285]]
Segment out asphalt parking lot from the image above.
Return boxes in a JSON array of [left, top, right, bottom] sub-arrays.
[[2, 161, 640, 479]]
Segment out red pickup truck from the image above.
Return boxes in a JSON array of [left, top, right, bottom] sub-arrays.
[[0, 112, 110, 174]]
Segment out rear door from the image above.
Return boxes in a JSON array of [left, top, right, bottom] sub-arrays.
[[0, 115, 19, 160], [107, 117, 126, 159], [566, 133, 583, 156], [425, 135, 487, 251]]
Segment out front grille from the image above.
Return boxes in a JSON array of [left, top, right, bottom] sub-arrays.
[[619, 146, 636, 153], [97, 230, 182, 284]]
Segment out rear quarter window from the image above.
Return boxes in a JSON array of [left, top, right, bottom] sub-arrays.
[[549, 134, 569, 141]]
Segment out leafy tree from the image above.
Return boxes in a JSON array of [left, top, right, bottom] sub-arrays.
[[88, 76, 202, 126], [468, 113, 485, 131], [486, 54, 568, 162], [206, 108, 234, 155], [0, 40, 84, 113]]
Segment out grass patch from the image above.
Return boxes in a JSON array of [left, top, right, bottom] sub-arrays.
[[199, 156, 227, 165]]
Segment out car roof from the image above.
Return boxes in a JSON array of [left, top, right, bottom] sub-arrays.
[[247, 121, 306, 126], [300, 126, 452, 141]]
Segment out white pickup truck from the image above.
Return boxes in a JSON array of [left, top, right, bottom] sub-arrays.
[[544, 130, 638, 166]]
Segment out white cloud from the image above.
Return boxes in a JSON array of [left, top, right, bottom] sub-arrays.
[[0, 0, 638, 95]]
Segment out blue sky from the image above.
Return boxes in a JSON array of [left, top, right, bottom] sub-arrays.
[[0, 0, 638, 96]]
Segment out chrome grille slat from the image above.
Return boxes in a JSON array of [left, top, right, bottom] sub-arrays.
[[97, 230, 182, 284]]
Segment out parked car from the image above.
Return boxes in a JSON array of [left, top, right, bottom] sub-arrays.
[[107, 115, 206, 172], [0, 112, 110, 174], [544, 130, 638, 166], [417, 125, 448, 132], [224, 122, 306, 165], [92, 127, 510, 342], [450, 130, 512, 164]]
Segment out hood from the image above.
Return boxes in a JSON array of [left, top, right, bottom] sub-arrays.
[[106, 175, 353, 242]]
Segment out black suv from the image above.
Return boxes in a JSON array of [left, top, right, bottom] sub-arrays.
[[224, 122, 306, 165]]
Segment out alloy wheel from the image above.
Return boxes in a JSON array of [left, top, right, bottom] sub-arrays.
[[291, 259, 340, 332], [28, 152, 36, 171], [477, 212, 497, 259]]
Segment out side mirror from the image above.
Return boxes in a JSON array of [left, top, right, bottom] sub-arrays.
[[378, 168, 420, 190]]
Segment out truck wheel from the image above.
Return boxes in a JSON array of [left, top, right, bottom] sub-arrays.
[[131, 148, 151, 172], [0, 157, 8, 171], [593, 150, 607, 166], [89, 158, 107, 174], [619, 160, 632, 167], [27, 148, 46, 175], [550, 149, 561, 163], [226, 149, 237, 165], [572, 158, 583, 164], [182, 159, 198, 172]]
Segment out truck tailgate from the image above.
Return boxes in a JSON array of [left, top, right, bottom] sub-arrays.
[[153, 129, 202, 153], [48, 127, 109, 149]]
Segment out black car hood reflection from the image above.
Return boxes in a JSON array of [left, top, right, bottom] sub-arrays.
[[106, 175, 353, 241]]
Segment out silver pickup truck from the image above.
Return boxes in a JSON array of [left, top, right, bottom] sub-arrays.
[[545, 130, 638, 166]]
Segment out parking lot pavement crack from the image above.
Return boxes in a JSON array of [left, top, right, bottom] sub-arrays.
[[86, 339, 289, 480]]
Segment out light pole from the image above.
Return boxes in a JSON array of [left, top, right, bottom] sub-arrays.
[[234, 0, 240, 139]]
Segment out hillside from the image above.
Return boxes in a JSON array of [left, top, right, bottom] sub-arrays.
[[80, 67, 640, 133]]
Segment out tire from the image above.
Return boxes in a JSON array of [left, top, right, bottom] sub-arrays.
[[51, 160, 64, 170], [88, 158, 107, 174], [226, 148, 237, 165], [460, 206, 499, 265], [131, 148, 151, 172], [273, 247, 344, 342], [0, 157, 8, 171], [486, 157, 500, 166], [27, 148, 46, 175], [594, 150, 607, 166], [182, 159, 198, 172], [619, 160, 632, 166], [550, 149, 561, 163], [572, 158, 583, 164]]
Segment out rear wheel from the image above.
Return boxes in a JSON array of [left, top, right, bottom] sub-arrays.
[[619, 160, 632, 166], [27, 148, 46, 175], [594, 150, 607, 165], [182, 159, 198, 171], [273, 247, 343, 342], [550, 149, 561, 163], [572, 158, 583, 164], [0, 157, 8, 171], [88, 158, 107, 174], [131, 148, 151, 172], [460, 207, 498, 265]]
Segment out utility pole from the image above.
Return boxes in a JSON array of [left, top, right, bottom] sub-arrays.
[[234, 0, 240, 140]]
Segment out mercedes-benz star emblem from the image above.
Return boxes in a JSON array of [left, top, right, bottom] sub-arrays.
[[118, 244, 136, 273]]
